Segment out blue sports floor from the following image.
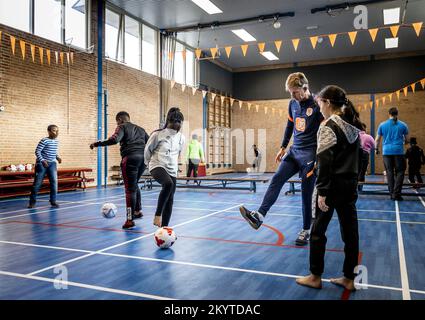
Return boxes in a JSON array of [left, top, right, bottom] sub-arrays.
[[0, 173, 424, 300]]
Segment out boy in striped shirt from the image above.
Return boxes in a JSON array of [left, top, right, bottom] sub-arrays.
[[28, 125, 62, 208]]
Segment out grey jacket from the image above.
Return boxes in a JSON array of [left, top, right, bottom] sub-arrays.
[[144, 128, 185, 177]]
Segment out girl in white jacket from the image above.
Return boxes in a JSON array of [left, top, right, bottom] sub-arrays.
[[144, 107, 185, 227]]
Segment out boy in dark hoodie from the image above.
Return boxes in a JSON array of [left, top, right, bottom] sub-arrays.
[[405, 137, 425, 184]]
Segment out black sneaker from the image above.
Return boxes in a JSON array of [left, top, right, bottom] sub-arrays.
[[394, 195, 404, 201], [28, 202, 36, 209], [122, 220, 135, 229], [239, 206, 263, 230], [295, 230, 310, 246], [50, 202, 59, 208], [133, 211, 143, 219]]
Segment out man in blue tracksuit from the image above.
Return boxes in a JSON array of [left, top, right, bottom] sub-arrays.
[[240, 72, 323, 245]]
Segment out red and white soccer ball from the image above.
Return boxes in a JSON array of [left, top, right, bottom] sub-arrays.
[[25, 164, 33, 171], [6, 165, 17, 172], [154, 227, 177, 249]]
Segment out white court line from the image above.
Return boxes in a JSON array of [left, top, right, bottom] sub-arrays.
[[2, 239, 424, 296], [27, 204, 242, 276], [0, 191, 159, 221], [395, 201, 411, 300], [142, 198, 425, 215], [415, 190, 425, 208], [0, 270, 174, 300]]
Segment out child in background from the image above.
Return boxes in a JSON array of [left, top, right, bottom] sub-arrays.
[[358, 123, 375, 191], [405, 137, 425, 184]]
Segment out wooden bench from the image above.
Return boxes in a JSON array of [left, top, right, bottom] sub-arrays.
[[140, 175, 269, 193], [0, 167, 94, 199], [285, 179, 425, 197]]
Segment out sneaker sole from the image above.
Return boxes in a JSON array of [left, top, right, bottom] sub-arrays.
[[239, 207, 261, 230], [295, 239, 309, 246]]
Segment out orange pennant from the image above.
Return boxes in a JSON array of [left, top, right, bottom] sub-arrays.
[[382, 96, 386, 105], [220, 95, 225, 105], [66, 52, 70, 65], [348, 31, 357, 45], [257, 42, 265, 53], [369, 101, 373, 108], [410, 83, 416, 93], [170, 80, 176, 88], [412, 22, 423, 37], [60, 52, 64, 65], [46, 49, 51, 65], [328, 34, 337, 47], [19, 40, 26, 60], [211, 93, 216, 101], [181, 84, 186, 93], [421, 79, 425, 89], [192, 87, 197, 95], [241, 44, 248, 56], [30, 44, 35, 62], [195, 48, 202, 60], [376, 99, 380, 107], [403, 87, 408, 96], [390, 25, 400, 38], [239, 100, 243, 109], [310, 36, 318, 49], [210, 47, 218, 59], [388, 93, 393, 102], [202, 90, 207, 98], [224, 46, 232, 58], [255, 105, 259, 112], [274, 40, 282, 52], [264, 107, 268, 114], [38, 47, 43, 64], [70, 52, 74, 64], [368, 28, 378, 42], [10, 36, 16, 55], [396, 91, 400, 100], [181, 48, 186, 60], [247, 103, 251, 111], [292, 38, 300, 51], [55, 51, 59, 64]]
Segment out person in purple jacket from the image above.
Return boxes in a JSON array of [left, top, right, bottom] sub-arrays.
[[358, 123, 375, 191]]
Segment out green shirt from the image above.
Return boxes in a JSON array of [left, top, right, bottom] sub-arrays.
[[187, 139, 204, 161]]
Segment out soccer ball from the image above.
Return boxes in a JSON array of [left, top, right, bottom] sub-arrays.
[[16, 164, 25, 171], [246, 167, 252, 173], [25, 163, 33, 171], [101, 203, 117, 219], [154, 227, 177, 249]]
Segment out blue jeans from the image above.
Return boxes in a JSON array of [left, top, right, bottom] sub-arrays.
[[29, 162, 58, 203], [259, 147, 316, 230]]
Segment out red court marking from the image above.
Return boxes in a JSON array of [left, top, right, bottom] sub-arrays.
[[341, 251, 364, 300]]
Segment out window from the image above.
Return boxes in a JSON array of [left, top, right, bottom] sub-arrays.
[[105, 8, 122, 61], [125, 16, 140, 69], [186, 49, 195, 86], [142, 24, 157, 75], [0, 0, 30, 32], [174, 42, 185, 84], [35, 0, 62, 43], [65, 0, 87, 48]]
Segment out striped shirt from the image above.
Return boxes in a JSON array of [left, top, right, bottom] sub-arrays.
[[35, 138, 59, 163]]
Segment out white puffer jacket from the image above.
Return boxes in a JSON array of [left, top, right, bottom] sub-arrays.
[[144, 128, 185, 177]]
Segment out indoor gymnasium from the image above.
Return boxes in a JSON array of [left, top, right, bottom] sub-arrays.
[[1, 0, 425, 303]]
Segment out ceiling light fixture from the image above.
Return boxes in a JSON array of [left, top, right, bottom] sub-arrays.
[[261, 51, 279, 61], [383, 7, 400, 25], [191, 0, 223, 15], [231, 29, 257, 42], [385, 37, 399, 49]]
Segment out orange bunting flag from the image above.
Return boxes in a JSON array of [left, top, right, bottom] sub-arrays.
[[310, 36, 318, 49], [55, 51, 59, 64], [390, 25, 400, 38], [19, 40, 26, 60], [30, 44, 36, 62], [230, 98, 235, 106], [10, 36, 16, 55], [292, 38, 300, 51], [167, 51, 174, 60], [195, 48, 202, 60], [39, 47, 43, 64], [396, 90, 400, 100], [70, 52, 74, 64], [66, 52, 70, 65], [369, 101, 373, 108], [421, 79, 425, 89], [264, 107, 268, 114], [220, 95, 225, 105], [348, 31, 357, 45], [257, 42, 265, 53], [46, 49, 51, 65], [241, 44, 248, 56], [192, 87, 197, 95], [182, 49, 186, 61], [403, 87, 408, 96], [388, 93, 393, 102], [328, 34, 337, 47], [202, 90, 207, 98], [368, 28, 378, 42], [382, 96, 386, 105], [247, 103, 251, 111], [225, 46, 232, 58], [255, 105, 259, 112], [210, 47, 218, 59], [211, 93, 216, 101], [376, 99, 380, 107], [239, 100, 243, 109], [181, 84, 186, 93], [274, 40, 282, 52], [412, 22, 423, 37], [410, 83, 416, 93]]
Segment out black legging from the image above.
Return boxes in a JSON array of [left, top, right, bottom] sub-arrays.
[[151, 167, 177, 227], [310, 177, 359, 280], [186, 159, 199, 180], [358, 150, 369, 191], [121, 154, 145, 220]]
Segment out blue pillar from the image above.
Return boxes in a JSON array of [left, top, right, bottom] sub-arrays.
[[97, 0, 104, 188], [202, 94, 208, 163], [370, 94, 376, 175], [104, 89, 108, 187]]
